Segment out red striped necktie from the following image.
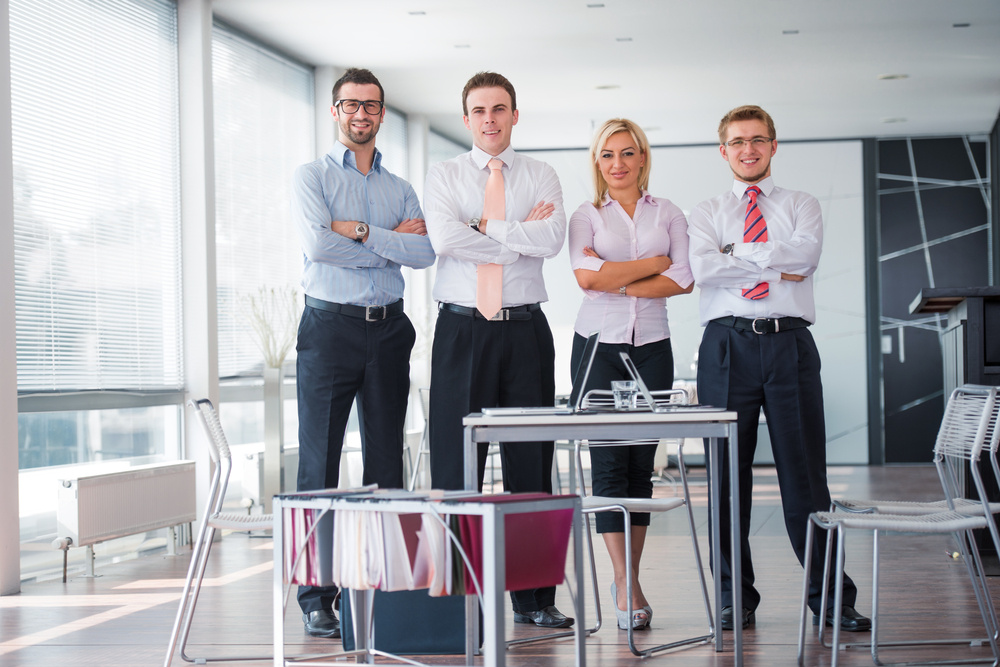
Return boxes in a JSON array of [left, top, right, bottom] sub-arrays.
[[742, 185, 768, 300]]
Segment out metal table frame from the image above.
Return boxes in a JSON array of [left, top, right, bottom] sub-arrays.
[[462, 409, 742, 665], [272, 492, 585, 667]]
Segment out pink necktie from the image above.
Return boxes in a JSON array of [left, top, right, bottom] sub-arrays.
[[742, 186, 769, 300], [476, 158, 504, 319]]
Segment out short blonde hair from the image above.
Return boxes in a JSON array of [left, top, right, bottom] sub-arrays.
[[717, 105, 776, 145], [589, 118, 651, 207]]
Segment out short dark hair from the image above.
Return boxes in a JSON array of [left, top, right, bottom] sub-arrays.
[[717, 105, 776, 145], [461, 71, 516, 116], [332, 67, 384, 105]]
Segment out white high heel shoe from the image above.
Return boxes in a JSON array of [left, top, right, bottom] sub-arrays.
[[610, 581, 649, 630]]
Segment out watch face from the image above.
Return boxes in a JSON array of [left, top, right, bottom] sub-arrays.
[[722, 243, 734, 255], [355, 223, 368, 239]]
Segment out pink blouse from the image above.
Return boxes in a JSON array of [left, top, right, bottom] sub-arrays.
[[568, 191, 694, 345]]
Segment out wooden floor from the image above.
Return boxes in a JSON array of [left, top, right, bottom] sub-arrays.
[[3, 464, 999, 667]]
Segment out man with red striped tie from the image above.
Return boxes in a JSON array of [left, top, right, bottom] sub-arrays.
[[687, 105, 870, 634]]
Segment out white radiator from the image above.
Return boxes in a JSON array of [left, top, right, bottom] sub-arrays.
[[57, 461, 197, 547]]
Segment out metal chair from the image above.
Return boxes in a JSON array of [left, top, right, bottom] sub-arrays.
[[164, 399, 274, 667], [574, 389, 714, 658], [796, 384, 1000, 667]]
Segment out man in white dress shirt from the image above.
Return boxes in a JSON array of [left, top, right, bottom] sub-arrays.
[[687, 104, 869, 633], [423, 71, 571, 628]]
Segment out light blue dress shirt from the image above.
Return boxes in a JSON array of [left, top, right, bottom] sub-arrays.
[[291, 141, 435, 306]]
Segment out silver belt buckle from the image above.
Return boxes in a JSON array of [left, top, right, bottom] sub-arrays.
[[751, 317, 772, 334], [488, 309, 509, 322], [365, 305, 385, 322]]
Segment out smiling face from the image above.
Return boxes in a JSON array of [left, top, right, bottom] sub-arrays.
[[720, 118, 777, 184], [463, 86, 518, 156], [332, 82, 384, 149], [598, 131, 645, 198]]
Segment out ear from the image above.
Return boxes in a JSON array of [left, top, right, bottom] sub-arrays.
[[770, 140, 778, 157], [330, 105, 338, 119], [512, 109, 519, 126], [640, 150, 646, 167], [719, 144, 728, 160], [463, 115, 471, 131]]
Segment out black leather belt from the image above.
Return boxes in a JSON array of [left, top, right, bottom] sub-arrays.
[[305, 295, 403, 321], [712, 315, 810, 334], [439, 302, 540, 321]]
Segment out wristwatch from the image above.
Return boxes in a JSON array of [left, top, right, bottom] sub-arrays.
[[354, 222, 369, 242], [722, 243, 735, 255], [468, 217, 482, 233]]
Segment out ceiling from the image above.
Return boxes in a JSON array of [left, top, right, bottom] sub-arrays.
[[211, 0, 1000, 150]]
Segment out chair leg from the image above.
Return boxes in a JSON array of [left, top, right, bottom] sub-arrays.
[[164, 523, 216, 667], [798, 517, 818, 666], [677, 449, 713, 631]]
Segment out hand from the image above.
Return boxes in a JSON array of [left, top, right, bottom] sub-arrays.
[[393, 218, 427, 236], [781, 272, 806, 282], [525, 200, 555, 222], [582, 246, 602, 259]]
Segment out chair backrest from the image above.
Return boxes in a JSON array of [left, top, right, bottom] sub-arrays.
[[933, 385, 998, 510], [188, 398, 234, 517]]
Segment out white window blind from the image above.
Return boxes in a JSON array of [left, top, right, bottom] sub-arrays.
[[10, 0, 182, 393], [213, 24, 315, 378], [428, 129, 466, 166]]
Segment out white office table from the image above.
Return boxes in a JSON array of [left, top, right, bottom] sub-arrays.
[[272, 491, 586, 667], [462, 408, 743, 665]]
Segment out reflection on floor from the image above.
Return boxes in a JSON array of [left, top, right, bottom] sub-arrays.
[[2, 464, 998, 666]]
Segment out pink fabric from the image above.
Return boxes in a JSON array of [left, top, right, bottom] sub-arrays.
[[476, 158, 504, 318]]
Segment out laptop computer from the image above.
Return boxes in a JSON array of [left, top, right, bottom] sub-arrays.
[[479, 331, 600, 417], [618, 351, 725, 413]]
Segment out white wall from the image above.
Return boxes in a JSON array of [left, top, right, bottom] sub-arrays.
[[531, 139, 868, 464]]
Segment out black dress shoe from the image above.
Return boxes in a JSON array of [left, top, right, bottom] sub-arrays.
[[513, 605, 575, 628], [813, 605, 871, 632], [720, 606, 755, 630], [303, 609, 341, 638]]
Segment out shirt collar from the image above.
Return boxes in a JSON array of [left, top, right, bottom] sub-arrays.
[[471, 144, 516, 171], [732, 176, 774, 199], [600, 189, 655, 208], [329, 140, 383, 172]]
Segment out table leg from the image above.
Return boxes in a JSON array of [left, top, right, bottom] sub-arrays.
[[273, 498, 284, 667], [483, 508, 504, 667], [728, 424, 743, 665], [709, 436, 723, 653]]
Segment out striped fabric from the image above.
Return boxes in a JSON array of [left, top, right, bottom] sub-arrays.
[[742, 186, 769, 300]]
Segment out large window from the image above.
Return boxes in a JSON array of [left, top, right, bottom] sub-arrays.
[[213, 23, 315, 380], [11, 0, 182, 470]]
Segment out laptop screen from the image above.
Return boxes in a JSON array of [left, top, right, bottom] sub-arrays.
[[568, 331, 600, 411]]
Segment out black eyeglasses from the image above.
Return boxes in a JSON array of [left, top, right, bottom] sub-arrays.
[[335, 99, 383, 115], [724, 137, 773, 148]]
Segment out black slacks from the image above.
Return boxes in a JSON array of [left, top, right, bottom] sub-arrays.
[[696, 320, 858, 615], [570, 333, 674, 532], [429, 306, 556, 612], [295, 304, 415, 614]]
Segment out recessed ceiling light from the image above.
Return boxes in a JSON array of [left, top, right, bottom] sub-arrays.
[[782, 29, 799, 35], [587, 3, 605, 7], [595, 84, 620, 90], [454, 44, 471, 49], [643, 126, 660, 133], [881, 117, 908, 124], [408, 11, 426, 15], [953, 22, 970, 28], [877, 74, 909, 80], [616, 37, 633, 42]]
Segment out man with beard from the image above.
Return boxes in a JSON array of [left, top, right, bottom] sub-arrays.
[[290, 67, 435, 639], [687, 104, 870, 634]]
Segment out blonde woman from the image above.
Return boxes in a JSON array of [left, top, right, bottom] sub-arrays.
[[568, 118, 694, 630]]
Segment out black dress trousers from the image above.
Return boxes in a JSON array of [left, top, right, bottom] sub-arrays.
[[696, 320, 858, 615], [295, 304, 416, 614], [428, 306, 557, 612]]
